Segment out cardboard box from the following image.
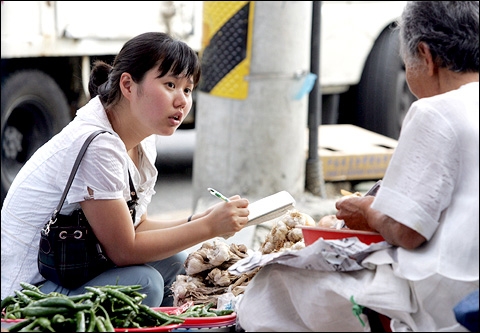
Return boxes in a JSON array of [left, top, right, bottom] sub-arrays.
[[308, 124, 398, 181]]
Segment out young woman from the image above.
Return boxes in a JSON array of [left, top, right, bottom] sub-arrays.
[[237, 1, 479, 331], [1, 32, 250, 306]]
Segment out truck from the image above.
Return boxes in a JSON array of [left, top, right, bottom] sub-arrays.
[[1, 1, 415, 203]]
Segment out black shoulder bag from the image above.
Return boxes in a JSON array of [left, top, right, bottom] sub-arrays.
[[38, 130, 138, 289]]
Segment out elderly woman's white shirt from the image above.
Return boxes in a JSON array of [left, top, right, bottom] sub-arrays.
[[237, 82, 479, 332], [371, 82, 479, 282]]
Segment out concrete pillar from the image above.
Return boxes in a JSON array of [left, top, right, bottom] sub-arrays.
[[193, 1, 312, 210]]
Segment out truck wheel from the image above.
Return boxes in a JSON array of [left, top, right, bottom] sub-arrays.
[[355, 24, 416, 140], [1, 70, 71, 204]]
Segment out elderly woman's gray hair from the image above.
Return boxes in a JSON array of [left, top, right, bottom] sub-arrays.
[[398, 1, 479, 73]]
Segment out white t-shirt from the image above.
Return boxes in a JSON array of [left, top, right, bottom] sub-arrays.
[[1, 96, 158, 299], [372, 82, 479, 282]]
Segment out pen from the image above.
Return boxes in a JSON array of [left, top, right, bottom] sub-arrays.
[[365, 180, 382, 197], [208, 188, 230, 202]]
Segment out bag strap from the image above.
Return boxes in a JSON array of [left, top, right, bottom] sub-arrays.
[[50, 130, 137, 220], [51, 130, 109, 220], [127, 169, 138, 203]]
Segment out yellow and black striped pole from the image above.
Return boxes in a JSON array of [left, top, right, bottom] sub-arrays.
[[193, 2, 313, 207], [199, 1, 255, 99]]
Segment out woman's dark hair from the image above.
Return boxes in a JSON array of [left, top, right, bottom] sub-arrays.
[[88, 32, 201, 109], [398, 1, 479, 73]]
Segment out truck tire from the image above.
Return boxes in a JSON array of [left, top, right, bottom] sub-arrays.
[[355, 24, 416, 140], [1, 70, 71, 204]]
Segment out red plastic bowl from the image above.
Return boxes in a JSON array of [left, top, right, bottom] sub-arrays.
[[113, 323, 182, 332], [152, 307, 237, 329], [298, 225, 385, 245], [1, 319, 182, 332]]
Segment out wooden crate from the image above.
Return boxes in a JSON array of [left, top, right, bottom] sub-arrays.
[[307, 124, 398, 181]]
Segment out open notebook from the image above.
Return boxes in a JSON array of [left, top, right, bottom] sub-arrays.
[[246, 191, 296, 227]]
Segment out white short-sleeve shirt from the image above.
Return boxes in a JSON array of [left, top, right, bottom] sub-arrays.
[[1, 96, 158, 299], [371, 82, 479, 282]]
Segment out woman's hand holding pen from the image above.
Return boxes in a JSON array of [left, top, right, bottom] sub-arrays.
[[206, 197, 249, 236]]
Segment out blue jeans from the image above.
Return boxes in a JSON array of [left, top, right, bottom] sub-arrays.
[[38, 252, 188, 307]]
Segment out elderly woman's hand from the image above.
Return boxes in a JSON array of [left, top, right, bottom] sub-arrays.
[[335, 196, 375, 231]]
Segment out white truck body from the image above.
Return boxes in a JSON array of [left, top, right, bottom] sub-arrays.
[[320, 1, 407, 92], [2, 1, 408, 95], [1, 1, 415, 202], [2, 1, 202, 57]]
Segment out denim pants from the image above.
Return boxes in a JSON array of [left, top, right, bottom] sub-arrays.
[[38, 251, 188, 307]]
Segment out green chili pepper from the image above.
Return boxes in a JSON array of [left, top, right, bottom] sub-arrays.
[[104, 288, 139, 313], [4, 302, 22, 320], [28, 296, 76, 309], [75, 302, 96, 311], [204, 302, 214, 311], [180, 311, 199, 317], [13, 290, 32, 306], [19, 282, 44, 294], [47, 291, 63, 298], [200, 303, 215, 317], [36, 317, 55, 332], [1, 295, 16, 311], [86, 310, 97, 332], [130, 321, 143, 329], [68, 292, 94, 302], [95, 315, 108, 332], [96, 304, 115, 332], [85, 286, 107, 302], [111, 304, 134, 313], [180, 304, 202, 317], [138, 304, 185, 324], [18, 318, 42, 332], [102, 315, 115, 332], [75, 310, 86, 332], [160, 318, 175, 326], [7, 317, 36, 332], [20, 290, 47, 300], [187, 304, 204, 312], [51, 314, 66, 325], [102, 285, 142, 291], [6, 312, 17, 320], [209, 309, 234, 316], [119, 308, 137, 328], [20, 306, 71, 317]]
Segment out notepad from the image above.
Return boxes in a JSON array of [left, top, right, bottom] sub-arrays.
[[246, 191, 296, 227]]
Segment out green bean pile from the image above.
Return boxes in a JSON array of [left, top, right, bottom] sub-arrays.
[[177, 303, 234, 318], [1, 282, 185, 332]]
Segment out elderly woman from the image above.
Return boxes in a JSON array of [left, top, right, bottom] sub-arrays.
[[237, 1, 479, 331]]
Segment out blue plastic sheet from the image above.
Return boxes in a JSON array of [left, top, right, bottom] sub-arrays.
[[454, 289, 479, 332]]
